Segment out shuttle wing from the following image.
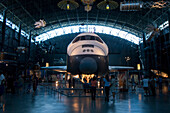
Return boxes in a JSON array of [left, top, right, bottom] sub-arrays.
[[41, 66, 134, 73], [41, 66, 67, 73], [109, 66, 134, 72]]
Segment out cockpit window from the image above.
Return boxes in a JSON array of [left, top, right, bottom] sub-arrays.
[[73, 37, 80, 43], [81, 36, 85, 40], [72, 35, 103, 43], [90, 36, 95, 40], [95, 37, 103, 43]]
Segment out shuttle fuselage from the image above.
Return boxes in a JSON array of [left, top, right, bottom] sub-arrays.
[[67, 33, 109, 76]]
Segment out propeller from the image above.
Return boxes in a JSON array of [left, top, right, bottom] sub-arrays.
[[146, 22, 160, 42]]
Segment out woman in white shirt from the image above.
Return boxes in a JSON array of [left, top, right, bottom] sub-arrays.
[[143, 77, 149, 96]]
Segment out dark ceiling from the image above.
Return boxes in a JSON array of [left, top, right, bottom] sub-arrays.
[[0, 0, 169, 38]]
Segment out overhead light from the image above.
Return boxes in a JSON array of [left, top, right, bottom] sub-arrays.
[[67, 3, 70, 10], [106, 4, 109, 10], [58, 0, 79, 10], [97, 0, 118, 10]]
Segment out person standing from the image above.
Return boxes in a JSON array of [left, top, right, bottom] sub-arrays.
[[32, 75, 38, 94], [150, 77, 156, 96], [143, 76, 149, 96], [100, 76, 104, 88], [0, 72, 5, 109], [103, 74, 110, 102], [17, 75, 24, 95], [110, 75, 116, 100], [131, 76, 136, 91], [91, 77, 97, 100], [69, 78, 71, 88], [83, 77, 87, 93], [27, 76, 32, 93], [73, 78, 75, 88], [158, 77, 163, 92]]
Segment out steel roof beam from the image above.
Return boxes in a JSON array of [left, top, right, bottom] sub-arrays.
[[95, 10, 99, 24], [33, 1, 57, 37], [0, 3, 29, 30], [121, 12, 137, 30], [114, 12, 121, 27], [76, 9, 80, 25], [14, 0, 36, 22], [135, 9, 152, 27], [66, 11, 71, 26], [143, 9, 169, 31], [104, 11, 110, 25]]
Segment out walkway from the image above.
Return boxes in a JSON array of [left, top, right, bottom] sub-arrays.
[[1, 85, 170, 113]]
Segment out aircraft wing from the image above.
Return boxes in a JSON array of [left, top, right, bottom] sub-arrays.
[[41, 66, 67, 72], [109, 66, 134, 72]]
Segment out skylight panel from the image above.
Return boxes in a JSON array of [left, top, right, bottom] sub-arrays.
[[35, 25, 140, 45], [0, 14, 29, 38], [159, 21, 169, 31], [95, 26, 104, 33], [71, 26, 80, 33]]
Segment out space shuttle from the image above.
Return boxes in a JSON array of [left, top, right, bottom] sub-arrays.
[[41, 33, 134, 76]]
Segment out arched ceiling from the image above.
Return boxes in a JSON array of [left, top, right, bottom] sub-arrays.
[[0, 0, 169, 38]]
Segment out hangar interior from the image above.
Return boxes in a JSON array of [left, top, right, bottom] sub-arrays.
[[0, 0, 169, 80], [1, 1, 170, 113]]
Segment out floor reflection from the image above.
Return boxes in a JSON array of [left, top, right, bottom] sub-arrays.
[[1, 86, 170, 113]]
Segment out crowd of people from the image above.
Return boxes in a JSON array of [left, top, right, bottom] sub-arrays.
[[130, 75, 166, 96], [0, 70, 169, 107], [86, 74, 168, 102], [142, 76, 164, 96], [79, 74, 118, 102], [0, 72, 39, 109]]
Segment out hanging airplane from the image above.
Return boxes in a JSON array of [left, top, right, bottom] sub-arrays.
[[41, 33, 134, 76]]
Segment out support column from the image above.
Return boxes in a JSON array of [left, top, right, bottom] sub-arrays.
[[28, 30, 32, 59], [1, 9, 7, 51], [153, 38, 158, 68], [169, 8, 170, 41], [167, 8, 170, 77], [18, 23, 21, 47], [143, 32, 146, 48], [16, 23, 22, 76], [142, 32, 148, 76]]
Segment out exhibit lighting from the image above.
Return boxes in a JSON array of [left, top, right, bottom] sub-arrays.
[[55, 81, 59, 87], [137, 64, 141, 70], [98, 81, 100, 87], [46, 62, 49, 67]]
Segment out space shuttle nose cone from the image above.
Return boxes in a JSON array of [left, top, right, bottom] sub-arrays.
[[79, 57, 97, 74]]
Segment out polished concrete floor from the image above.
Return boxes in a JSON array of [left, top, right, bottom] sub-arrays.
[[1, 86, 170, 113]]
